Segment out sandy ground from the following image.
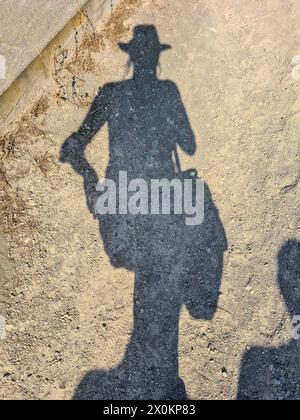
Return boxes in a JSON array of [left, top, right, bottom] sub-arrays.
[[1, 0, 300, 400]]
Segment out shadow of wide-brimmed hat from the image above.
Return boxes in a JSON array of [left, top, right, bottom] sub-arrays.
[[118, 25, 171, 54]]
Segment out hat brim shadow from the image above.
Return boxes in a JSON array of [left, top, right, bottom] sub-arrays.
[[118, 42, 171, 53]]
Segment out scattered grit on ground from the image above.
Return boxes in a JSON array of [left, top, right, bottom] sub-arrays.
[[0, 0, 300, 400]]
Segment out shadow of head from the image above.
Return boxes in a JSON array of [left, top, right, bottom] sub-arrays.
[[278, 240, 300, 316], [118, 25, 171, 71]]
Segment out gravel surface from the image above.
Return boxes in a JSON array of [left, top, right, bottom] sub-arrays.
[[0, 0, 300, 400]]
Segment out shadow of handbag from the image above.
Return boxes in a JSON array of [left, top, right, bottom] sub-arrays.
[[173, 147, 228, 320]]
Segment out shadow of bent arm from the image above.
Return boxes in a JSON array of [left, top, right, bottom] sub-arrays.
[[60, 87, 110, 214]]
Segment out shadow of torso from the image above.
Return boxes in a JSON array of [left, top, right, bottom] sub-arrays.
[[96, 79, 197, 182]]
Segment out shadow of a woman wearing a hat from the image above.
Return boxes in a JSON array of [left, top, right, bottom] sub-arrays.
[[61, 25, 227, 400]]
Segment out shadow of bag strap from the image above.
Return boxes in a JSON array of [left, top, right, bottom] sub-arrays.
[[174, 146, 183, 180], [174, 146, 198, 180]]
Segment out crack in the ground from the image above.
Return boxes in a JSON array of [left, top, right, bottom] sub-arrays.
[[281, 173, 300, 194]]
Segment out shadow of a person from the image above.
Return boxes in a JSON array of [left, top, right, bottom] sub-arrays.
[[238, 240, 300, 400], [61, 25, 227, 400]]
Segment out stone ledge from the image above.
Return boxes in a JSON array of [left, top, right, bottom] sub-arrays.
[[0, 0, 89, 97], [0, 0, 120, 132]]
